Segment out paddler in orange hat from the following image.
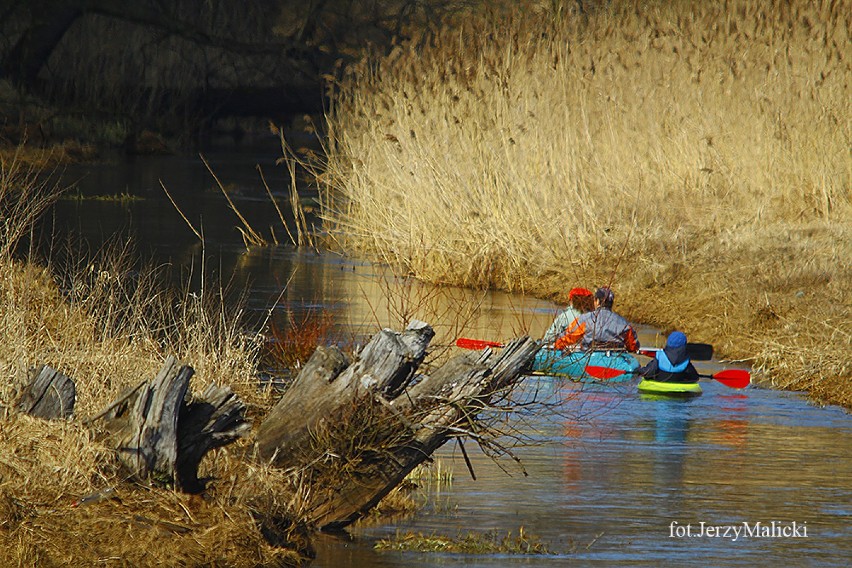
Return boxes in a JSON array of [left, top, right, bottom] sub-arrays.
[[554, 286, 640, 352], [542, 287, 594, 344]]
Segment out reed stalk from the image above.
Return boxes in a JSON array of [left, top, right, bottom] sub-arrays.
[[202, 153, 268, 248]]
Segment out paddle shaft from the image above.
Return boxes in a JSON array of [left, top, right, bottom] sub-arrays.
[[638, 343, 713, 361], [458, 337, 713, 361]]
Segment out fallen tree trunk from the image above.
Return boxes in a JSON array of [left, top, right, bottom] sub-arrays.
[[254, 320, 434, 466], [254, 321, 539, 530]]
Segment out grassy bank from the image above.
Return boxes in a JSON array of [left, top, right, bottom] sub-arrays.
[[1, 148, 466, 564], [318, 0, 851, 407], [0, 155, 311, 564], [0, 262, 314, 565]]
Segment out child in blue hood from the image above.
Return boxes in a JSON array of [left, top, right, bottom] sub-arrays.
[[637, 331, 700, 384]]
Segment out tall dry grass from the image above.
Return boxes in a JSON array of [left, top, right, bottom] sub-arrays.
[[0, 156, 310, 565], [318, 0, 851, 406]]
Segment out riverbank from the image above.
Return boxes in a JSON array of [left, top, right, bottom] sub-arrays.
[[0, 248, 311, 564], [1, 147, 531, 563], [0, 152, 307, 563], [317, 0, 851, 409]]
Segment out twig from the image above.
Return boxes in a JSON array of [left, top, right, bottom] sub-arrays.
[[83, 379, 147, 425], [160, 180, 202, 241], [586, 532, 605, 549], [458, 438, 476, 480]]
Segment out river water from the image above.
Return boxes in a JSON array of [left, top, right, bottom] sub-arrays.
[[50, 140, 851, 567]]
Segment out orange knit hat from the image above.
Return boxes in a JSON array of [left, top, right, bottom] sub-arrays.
[[568, 287, 592, 300]]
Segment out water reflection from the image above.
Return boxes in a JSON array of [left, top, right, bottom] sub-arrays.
[[340, 376, 851, 568], [47, 150, 852, 568]]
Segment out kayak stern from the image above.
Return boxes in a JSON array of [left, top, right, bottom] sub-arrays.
[[638, 379, 703, 396]]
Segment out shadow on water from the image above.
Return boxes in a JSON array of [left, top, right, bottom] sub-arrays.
[[45, 147, 851, 568]]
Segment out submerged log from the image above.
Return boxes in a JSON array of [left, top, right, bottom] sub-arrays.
[[100, 355, 249, 492], [16, 365, 76, 419], [254, 321, 539, 530]]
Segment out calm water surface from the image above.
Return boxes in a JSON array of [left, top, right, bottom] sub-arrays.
[[337, 378, 851, 567], [52, 144, 850, 567]]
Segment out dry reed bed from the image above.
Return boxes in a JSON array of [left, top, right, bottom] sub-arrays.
[[318, 0, 851, 407], [0, 230, 304, 565]]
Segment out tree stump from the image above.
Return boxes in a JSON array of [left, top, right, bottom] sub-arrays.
[[254, 320, 434, 466], [16, 365, 76, 419], [254, 321, 539, 530], [100, 355, 249, 492], [176, 382, 251, 492]]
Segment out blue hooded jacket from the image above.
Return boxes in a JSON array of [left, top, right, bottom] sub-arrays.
[[639, 332, 700, 384]]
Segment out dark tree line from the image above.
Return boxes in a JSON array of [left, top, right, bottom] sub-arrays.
[[0, 0, 473, 135]]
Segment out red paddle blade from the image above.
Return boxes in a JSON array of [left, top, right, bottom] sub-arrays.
[[584, 365, 632, 380], [455, 337, 505, 350], [711, 369, 751, 389]]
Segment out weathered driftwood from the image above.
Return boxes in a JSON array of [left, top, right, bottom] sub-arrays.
[[254, 320, 539, 530], [16, 365, 76, 419], [176, 382, 251, 492], [100, 355, 249, 492], [254, 320, 434, 465]]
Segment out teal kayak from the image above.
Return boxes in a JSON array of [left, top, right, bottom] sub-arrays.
[[638, 379, 702, 396], [532, 348, 639, 382]]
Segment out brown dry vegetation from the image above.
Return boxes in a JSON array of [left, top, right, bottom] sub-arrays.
[[0, 268, 310, 565], [0, 148, 454, 564], [0, 79, 102, 167], [318, 0, 851, 407], [0, 140, 508, 565], [0, 156, 312, 564]]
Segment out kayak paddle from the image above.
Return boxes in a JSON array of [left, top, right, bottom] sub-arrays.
[[638, 343, 714, 361], [458, 337, 714, 362], [584, 365, 751, 389], [455, 337, 506, 350]]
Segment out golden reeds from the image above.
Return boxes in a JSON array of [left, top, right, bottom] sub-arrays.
[[318, 0, 851, 406]]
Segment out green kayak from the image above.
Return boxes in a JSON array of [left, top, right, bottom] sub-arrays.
[[638, 379, 702, 396]]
